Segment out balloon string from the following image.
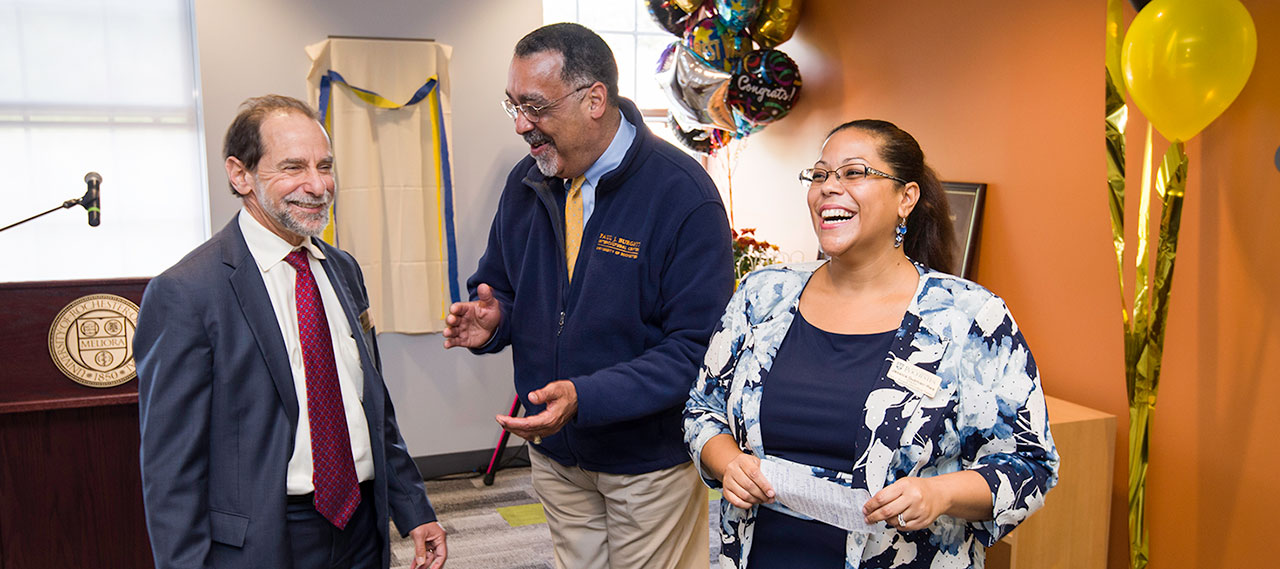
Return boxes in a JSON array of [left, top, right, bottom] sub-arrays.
[[725, 151, 735, 227], [719, 137, 749, 228]]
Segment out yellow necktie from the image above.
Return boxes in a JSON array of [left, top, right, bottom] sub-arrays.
[[565, 176, 585, 281]]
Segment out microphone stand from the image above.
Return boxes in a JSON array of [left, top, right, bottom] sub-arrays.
[[0, 192, 93, 234]]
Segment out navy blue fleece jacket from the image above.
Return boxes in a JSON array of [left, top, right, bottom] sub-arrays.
[[468, 98, 734, 474]]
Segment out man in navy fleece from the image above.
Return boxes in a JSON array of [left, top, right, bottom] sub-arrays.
[[443, 23, 733, 569]]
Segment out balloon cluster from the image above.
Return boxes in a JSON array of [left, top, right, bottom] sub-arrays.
[[648, 0, 804, 155], [1122, 0, 1256, 142]]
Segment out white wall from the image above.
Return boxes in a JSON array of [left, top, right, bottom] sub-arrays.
[[193, 0, 539, 458]]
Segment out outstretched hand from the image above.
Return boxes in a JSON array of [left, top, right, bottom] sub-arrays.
[[442, 283, 501, 349], [496, 380, 578, 443]]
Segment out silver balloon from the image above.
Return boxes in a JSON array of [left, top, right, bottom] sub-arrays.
[[655, 42, 734, 132]]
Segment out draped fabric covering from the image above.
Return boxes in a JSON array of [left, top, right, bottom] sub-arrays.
[[306, 37, 459, 334]]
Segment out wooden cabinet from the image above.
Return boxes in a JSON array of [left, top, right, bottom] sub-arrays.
[[987, 396, 1116, 569]]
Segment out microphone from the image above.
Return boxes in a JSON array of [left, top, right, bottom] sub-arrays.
[[82, 172, 101, 227]]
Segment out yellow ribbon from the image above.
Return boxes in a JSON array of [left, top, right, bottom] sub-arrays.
[[317, 71, 462, 313], [1106, 1, 1192, 566]]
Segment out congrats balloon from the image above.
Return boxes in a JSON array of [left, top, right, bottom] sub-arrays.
[[1121, 0, 1257, 142], [726, 49, 802, 133]]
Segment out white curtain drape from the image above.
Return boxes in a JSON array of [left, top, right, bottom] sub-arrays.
[[306, 37, 458, 334]]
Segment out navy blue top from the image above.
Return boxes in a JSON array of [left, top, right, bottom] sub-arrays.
[[748, 311, 894, 568], [467, 97, 734, 474]]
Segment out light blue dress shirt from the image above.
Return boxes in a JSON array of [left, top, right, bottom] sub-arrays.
[[567, 109, 636, 223]]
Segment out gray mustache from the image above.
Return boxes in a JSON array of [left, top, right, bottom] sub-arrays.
[[523, 130, 552, 147], [286, 198, 331, 208]]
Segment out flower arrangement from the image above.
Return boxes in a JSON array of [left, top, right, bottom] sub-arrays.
[[731, 227, 781, 282]]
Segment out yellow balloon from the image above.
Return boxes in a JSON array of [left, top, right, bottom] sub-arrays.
[[1121, 0, 1257, 142], [750, 0, 803, 49], [673, 0, 702, 14]]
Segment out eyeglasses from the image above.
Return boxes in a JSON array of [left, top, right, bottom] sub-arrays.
[[798, 164, 910, 187], [501, 85, 591, 123]]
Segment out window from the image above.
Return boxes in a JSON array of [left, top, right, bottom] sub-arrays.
[[545, 0, 705, 155], [544, 0, 674, 113], [0, 0, 207, 282]]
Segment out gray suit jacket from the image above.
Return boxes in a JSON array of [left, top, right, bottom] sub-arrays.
[[135, 217, 435, 569]]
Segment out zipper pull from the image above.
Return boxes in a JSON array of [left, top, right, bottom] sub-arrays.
[[558, 311, 565, 335]]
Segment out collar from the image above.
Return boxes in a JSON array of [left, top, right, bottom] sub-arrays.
[[576, 108, 635, 189], [237, 208, 327, 273]]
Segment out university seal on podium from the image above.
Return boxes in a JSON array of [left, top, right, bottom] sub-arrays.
[[47, 294, 140, 388]]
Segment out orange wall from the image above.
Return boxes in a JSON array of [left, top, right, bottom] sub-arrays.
[[719, 1, 1279, 567], [1155, 0, 1280, 565]]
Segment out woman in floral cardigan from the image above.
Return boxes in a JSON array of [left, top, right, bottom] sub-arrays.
[[684, 120, 1058, 568]]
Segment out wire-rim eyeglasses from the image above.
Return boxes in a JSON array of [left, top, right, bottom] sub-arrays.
[[501, 84, 592, 123], [798, 164, 911, 187]]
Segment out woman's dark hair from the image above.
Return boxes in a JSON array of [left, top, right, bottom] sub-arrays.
[[222, 94, 319, 197], [827, 119, 956, 274], [515, 23, 620, 107]]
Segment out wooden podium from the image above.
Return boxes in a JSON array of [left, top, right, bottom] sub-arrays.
[[987, 395, 1117, 569], [0, 278, 154, 568]]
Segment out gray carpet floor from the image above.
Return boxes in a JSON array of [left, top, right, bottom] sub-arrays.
[[390, 466, 721, 569]]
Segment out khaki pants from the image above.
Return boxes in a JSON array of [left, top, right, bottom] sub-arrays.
[[530, 450, 710, 569]]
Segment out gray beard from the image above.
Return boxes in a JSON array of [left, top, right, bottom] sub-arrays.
[[533, 151, 558, 177], [260, 188, 331, 238], [524, 129, 559, 177], [276, 206, 328, 238]]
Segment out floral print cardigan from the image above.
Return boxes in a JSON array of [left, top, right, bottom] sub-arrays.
[[683, 261, 1059, 568]]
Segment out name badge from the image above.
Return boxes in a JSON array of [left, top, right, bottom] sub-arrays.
[[887, 357, 941, 399]]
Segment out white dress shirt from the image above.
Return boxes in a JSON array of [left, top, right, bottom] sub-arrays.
[[238, 209, 375, 494]]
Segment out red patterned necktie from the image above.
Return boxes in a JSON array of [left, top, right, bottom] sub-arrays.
[[284, 249, 360, 529]]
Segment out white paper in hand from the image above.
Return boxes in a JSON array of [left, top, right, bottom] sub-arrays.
[[758, 457, 884, 534]]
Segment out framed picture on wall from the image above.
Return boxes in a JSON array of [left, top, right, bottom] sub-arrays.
[[942, 182, 986, 280]]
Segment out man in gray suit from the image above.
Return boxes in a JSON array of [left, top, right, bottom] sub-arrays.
[[135, 94, 446, 569]]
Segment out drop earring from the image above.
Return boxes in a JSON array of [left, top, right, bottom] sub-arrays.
[[893, 217, 907, 248]]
